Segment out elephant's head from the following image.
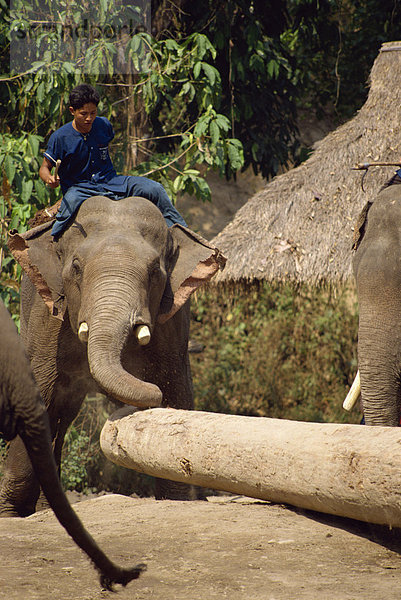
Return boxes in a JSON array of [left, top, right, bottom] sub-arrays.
[[8, 196, 226, 408]]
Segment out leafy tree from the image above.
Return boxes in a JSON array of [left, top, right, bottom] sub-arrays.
[[156, 0, 300, 178], [285, 0, 401, 119], [0, 0, 244, 311], [151, 0, 401, 174], [173, 0, 401, 175]]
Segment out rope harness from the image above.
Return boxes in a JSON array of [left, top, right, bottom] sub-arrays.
[[352, 162, 401, 192]]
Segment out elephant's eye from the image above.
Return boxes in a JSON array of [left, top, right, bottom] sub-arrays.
[[71, 258, 82, 278], [149, 260, 161, 278]]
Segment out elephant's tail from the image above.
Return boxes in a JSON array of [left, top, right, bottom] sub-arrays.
[[19, 413, 146, 589]]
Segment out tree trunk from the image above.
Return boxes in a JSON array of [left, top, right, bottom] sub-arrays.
[[125, 72, 148, 172], [101, 408, 401, 529]]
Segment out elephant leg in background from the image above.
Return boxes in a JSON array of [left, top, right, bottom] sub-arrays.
[[0, 316, 93, 517], [0, 419, 77, 516], [358, 311, 401, 426], [0, 436, 41, 517], [0, 383, 89, 516]]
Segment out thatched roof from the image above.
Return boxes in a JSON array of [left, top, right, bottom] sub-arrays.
[[212, 41, 401, 285]]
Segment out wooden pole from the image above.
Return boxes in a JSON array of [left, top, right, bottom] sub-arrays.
[[100, 408, 401, 528]]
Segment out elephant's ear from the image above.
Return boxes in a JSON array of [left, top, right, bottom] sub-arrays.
[[158, 225, 226, 324], [7, 222, 65, 320]]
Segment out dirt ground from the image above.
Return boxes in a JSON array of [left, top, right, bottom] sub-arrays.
[[0, 492, 400, 600]]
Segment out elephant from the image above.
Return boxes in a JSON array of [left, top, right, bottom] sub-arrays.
[[352, 183, 401, 426], [1, 195, 225, 516], [0, 300, 144, 589]]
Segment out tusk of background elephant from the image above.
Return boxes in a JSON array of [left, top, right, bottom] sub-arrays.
[[78, 322, 89, 343], [343, 370, 361, 411], [135, 324, 151, 345]]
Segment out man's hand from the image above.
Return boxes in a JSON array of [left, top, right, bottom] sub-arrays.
[[46, 174, 60, 189], [39, 157, 61, 189]]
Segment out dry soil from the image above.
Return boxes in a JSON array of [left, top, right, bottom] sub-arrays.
[[0, 493, 400, 600]]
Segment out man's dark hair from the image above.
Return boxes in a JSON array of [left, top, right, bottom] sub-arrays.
[[69, 84, 100, 110]]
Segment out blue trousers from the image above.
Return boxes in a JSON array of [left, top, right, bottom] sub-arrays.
[[51, 175, 187, 237]]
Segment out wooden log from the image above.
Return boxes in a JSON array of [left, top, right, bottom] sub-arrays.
[[100, 408, 401, 528]]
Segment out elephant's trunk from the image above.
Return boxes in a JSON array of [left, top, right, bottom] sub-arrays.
[[85, 279, 162, 408]]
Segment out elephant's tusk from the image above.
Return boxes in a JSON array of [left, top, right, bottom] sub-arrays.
[[343, 370, 361, 411], [135, 324, 151, 346], [78, 322, 89, 343]]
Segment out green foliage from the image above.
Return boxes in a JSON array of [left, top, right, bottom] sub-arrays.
[[284, 0, 401, 119], [60, 425, 92, 492], [60, 395, 155, 496], [128, 33, 244, 199], [60, 394, 107, 493], [0, 132, 51, 228], [177, 0, 299, 178], [0, 131, 60, 318], [190, 284, 360, 424], [163, 0, 401, 174]]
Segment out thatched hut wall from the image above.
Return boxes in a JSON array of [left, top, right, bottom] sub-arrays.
[[212, 42, 401, 285]]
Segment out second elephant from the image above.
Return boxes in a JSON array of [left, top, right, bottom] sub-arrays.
[[1, 195, 225, 516], [353, 184, 401, 426]]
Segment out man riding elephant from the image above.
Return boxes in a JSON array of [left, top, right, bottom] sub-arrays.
[[39, 83, 187, 237]]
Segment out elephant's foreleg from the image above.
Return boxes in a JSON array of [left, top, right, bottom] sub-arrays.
[[0, 436, 40, 516], [358, 320, 401, 426], [155, 478, 206, 500], [359, 365, 401, 425], [150, 314, 198, 499]]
